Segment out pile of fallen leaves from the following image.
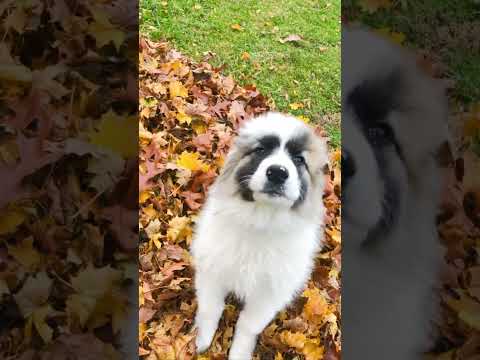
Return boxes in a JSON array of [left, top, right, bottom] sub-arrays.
[[1, 1, 137, 359], [345, 1, 480, 359], [138, 37, 341, 360]]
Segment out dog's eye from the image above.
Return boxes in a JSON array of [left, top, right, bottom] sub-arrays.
[[366, 123, 394, 146], [252, 146, 266, 154], [293, 155, 305, 165]]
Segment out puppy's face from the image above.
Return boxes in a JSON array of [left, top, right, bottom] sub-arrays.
[[342, 27, 448, 245], [220, 112, 328, 209]]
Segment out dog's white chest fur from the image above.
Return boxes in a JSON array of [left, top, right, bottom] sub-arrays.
[[193, 198, 320, 300]]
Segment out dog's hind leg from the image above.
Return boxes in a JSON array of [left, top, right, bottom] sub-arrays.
[[228, 297, 284, 360], [194, 273, 226, 353]]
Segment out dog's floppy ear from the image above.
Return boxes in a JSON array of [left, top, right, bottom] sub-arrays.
[[216, 135, 248, 182], [310, 134, 330, 179]]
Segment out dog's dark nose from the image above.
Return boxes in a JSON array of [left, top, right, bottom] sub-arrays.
[[342, 150, 356, 185], [266, 165, 289, 184]]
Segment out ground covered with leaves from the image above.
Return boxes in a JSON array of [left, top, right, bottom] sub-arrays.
[[345, 1, 480, 359], [138, 38, 341, 360], [140, 0, 341, 147], [1, 1, 137, 359]]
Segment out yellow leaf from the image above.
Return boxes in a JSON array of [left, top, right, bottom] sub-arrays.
[[71, 264, 122, 297], [167, 216, 192, 243], [192, 119, 208, 135], [176, 111, 192, 125], [279, 330, 307, 350], [139, 285, 145, 307], [241, 52, 251, 61], [142, 204, 158, 219], [302, 287, 330, 323], [464, 115, 480, 137], [32, 305, 54, 343], [375, 28, 405, 45], [66, 265, 125, 331], [176, 151, 210, 172], [139, 322, 147, 341], [169, 81, 188, 99], [88, 110, 137, 158], [87, 8, 125, 51], [297, 115, 310, 124], [303, 340, 324, 360], [289, 102, 304, 110], [390, 31, 406, 44], [331, 150, 341, 163], [274, 353, 284, 360], [66, 293, 96, 327], [231, 23, 243, 31], [216, 154, 225, 168], [4, 6, 27, 33], [0, 206, 27, 235], [326, 228, 341, 244], [446, 292, 480, 331], [7, 236, 41, 270], [139, 190, 152, 204]]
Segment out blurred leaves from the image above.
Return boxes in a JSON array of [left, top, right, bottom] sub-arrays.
[[0, 0, 137, 358]]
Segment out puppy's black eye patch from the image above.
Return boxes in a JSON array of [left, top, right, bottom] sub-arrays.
[[245, 135, 280, 157], [348, 69, 403, 126], [236, 134, 280, 202], [257, 135, 280, 151], [286, 133, 308, 156]]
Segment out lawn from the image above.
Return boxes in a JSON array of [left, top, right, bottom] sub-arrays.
[[140, 0, 341, 146], [346, 0, 480, 104]]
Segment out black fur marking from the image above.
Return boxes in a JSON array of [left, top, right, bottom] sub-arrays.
[[347, 70, 406, 247], [286, 133, 310, 208], [362, 170, 400, 248], [292, 175, 308, 209], [235, 135, 280, 201], [348, 70, 406, 163], [286, 133, 309, 156]]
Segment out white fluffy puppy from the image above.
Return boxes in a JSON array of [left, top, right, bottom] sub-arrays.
[[191, 112, 329, 359]]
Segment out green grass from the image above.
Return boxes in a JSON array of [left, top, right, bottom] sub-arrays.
[[140, 0, 341, 147], [350, 0, 480, 104]]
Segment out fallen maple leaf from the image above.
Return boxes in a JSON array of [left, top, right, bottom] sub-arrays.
[[241, 51, 251, 61], [167, 216, 192, 243], [176, 151, 210, 172], [87, 6, 126, 51], [230, 23, 243, 31], [0, 206, 27, 235], [88, 110, 137, 158], [289, 102, 304, 110], [280, 330, 307, 349], [7, 236, 41, 270], [169, 80, 189, 99]]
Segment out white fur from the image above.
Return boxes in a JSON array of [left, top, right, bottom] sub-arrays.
[[191, 113, 327, 359]]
